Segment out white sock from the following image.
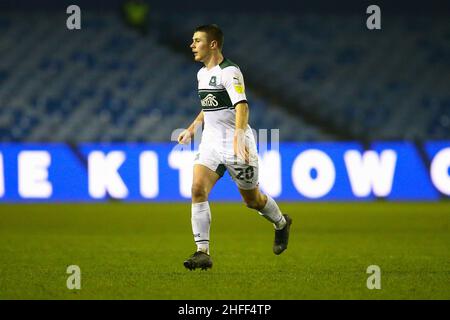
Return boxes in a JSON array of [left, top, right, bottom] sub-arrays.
[[191, 201, 211, 254], [259, 195, 286, 230]]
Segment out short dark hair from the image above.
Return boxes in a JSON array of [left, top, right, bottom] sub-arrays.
[[194, 24, 224, 50]]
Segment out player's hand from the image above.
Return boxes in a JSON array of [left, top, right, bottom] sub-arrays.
[[233, 129, 250, 164], [178, 129, 192, 144]]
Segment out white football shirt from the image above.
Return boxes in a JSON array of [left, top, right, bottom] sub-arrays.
[[197, 58, 256, 156]]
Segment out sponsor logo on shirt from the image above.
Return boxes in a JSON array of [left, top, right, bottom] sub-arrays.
[[201, 94, 219, 107], [233, 76, 244, 94]]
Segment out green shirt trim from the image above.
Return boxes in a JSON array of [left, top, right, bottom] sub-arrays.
[[219, 58, 239, 69]]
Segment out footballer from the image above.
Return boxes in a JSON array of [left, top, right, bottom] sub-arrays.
[[178, 24, 292, 270]]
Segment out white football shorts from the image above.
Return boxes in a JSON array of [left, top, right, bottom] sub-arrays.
[[194, 142, 259, 190]]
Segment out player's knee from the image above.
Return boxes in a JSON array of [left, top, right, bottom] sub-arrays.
[[191, 184, 208, 201], [244, 192, 266, 210], [245, 198, 262, 210]]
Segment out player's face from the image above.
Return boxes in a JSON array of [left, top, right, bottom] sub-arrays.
[[190, 32, 210, 62]]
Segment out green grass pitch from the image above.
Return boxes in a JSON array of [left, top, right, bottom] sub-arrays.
[[0, 202, 449, 299]]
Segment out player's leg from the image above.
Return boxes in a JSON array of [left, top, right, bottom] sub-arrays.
[[191, 163, 221, 203], [184, 163, 221, 270], [239, 186, 292, 255], [226, 161, 292, 255], [225, 163, 286, 228], [239, 187, 285, 227], [191, 163, 221, 254]]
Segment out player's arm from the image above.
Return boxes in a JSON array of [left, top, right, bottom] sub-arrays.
[[178, 111, 204, 144], [234, 102, 250, 163], [221, 65, 250, 163], [235, 102, 249, 130]]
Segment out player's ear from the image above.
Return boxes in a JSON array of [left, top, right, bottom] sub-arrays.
[[210, 40, 218, 50]]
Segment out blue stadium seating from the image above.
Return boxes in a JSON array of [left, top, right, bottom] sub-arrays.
[[153, 12, 450, 140], [0, 11, 448, 142]]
